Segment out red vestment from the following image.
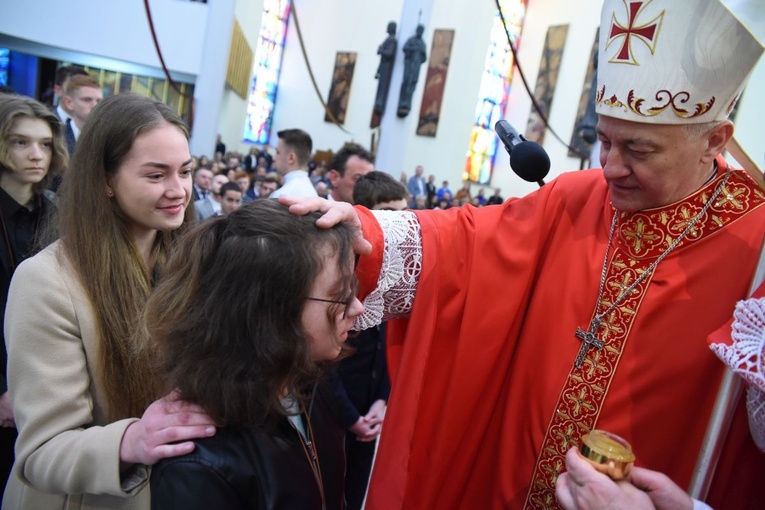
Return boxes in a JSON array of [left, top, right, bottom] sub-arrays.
[[357, 162, 765, 509]]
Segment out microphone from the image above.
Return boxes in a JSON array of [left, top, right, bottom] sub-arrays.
[[495, 120, 551, 187]]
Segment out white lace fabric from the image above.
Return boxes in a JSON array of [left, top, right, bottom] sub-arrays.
[[709, 297, 765, 450], [354, 211, 422, 331]]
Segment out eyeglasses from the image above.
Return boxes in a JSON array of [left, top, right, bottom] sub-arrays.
[[307, 278, 359, 319]]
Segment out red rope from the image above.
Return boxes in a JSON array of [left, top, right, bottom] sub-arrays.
[[495, 0, 581, 156], [143, 0, 189, 97]]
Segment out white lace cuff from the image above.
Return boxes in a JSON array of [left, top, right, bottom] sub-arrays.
[[710, 298, 765, 391], [709, 297, 765, 451], [747, 384, 765, 451], [355, 211, 422, 330]]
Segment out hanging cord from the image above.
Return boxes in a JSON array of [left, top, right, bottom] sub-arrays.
[[143, 0, 191, 98], [494, 0, 585, 157], [289, 0, 353, 135]]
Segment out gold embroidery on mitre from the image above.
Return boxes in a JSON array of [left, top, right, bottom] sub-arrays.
[[522, 170, 765, 510], [607, 0, 665, 66], [628, 90, 716, 119], [597, 86, 717, 119]]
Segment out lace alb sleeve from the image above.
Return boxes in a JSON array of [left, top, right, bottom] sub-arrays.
[[354, 210, 422, 330], [709, 298, 765, 450]]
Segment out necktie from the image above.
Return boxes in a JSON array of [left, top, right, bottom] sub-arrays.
[[65, 118, 76, 157]]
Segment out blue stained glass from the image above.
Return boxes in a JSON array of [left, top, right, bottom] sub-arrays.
[[0, 48, 9, 87]]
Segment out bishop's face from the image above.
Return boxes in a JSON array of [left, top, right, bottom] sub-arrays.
[[597, 116, 718, 212]]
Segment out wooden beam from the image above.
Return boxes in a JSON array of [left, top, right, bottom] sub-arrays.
[[727, 136, 764, 189]]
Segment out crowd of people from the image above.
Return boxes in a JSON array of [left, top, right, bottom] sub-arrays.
[[0, 1, 763, 509], [188, 129, 503, 217]]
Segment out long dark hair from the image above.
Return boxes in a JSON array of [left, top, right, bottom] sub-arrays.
[[57, 93, 194, 419], [143, 200, 355, 427]]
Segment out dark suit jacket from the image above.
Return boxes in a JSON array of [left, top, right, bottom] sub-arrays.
[[328, 324, 390, 428], [0, 190, 55, 392], [64, 119, 76, 157]]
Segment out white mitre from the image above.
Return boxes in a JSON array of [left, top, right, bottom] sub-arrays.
[[595, 0, 764, 124]]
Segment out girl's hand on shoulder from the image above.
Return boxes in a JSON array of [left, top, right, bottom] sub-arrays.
[[0, 392, 15, 428], [119, 390, 216, 467]]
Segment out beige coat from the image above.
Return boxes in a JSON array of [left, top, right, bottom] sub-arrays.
[[3, 242, 149, 510]]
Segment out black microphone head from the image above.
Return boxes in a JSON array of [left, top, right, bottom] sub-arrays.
[[509, 141, 551, 183], [494, 120, 521, 154]]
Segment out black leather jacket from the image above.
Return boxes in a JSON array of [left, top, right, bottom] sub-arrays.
[[151, 384, 346, 509]]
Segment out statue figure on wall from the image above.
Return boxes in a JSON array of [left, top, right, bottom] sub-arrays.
[[397, 24, 427, 118], [575, 46, 599, 155], [373, 21, 398, 116]]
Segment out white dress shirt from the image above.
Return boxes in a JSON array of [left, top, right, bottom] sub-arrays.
[[269, 170, 318, 199]]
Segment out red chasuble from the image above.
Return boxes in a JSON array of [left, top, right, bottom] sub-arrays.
[[357, 161, 765, 509]]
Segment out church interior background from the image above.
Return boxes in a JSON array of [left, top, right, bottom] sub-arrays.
[[1, 0, 762, 199]]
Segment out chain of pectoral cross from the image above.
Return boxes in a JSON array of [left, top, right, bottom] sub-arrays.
[[573, 166, 731, 368]]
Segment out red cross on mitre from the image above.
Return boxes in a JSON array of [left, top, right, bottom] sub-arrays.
[[607, 0, 665, 65]]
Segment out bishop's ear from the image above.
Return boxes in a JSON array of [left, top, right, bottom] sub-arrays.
[[702, 120, 734, 164]]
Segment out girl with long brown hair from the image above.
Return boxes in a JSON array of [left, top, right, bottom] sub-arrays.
[[148, 200, 362, 509], [3, 94, 215, 510]]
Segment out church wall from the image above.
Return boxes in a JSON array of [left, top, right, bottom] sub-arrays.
[[216, 0, 265, 156], [500, 0, 765, 198], [0, 0, 207, 77], [266, 0, 502, 179], [3, 0, 761, 184], [734, 57, 765, 171], [268, 0, 764, 199], [722, 0, 765, 174], [268, 0, 605, 195], [381, 0, 497, 182], [269, 0, 407, 159], [497, 0, 602, 198]]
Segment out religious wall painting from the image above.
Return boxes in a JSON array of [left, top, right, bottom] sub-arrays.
[[524, 24, 569, 145], [324, 51, 357, 125], [416, 29, 455, 137], [568, 29, 600, 160]]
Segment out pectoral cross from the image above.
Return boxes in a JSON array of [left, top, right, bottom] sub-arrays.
[[574, 318, 605, 368]]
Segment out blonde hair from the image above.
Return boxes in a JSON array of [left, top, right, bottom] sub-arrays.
[[64, 73, 100, 96]]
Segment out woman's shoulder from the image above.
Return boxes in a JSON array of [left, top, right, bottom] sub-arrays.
[[10, 242, 85, 310], [13, 241, 77, 287], [13, 241, 63, 281]]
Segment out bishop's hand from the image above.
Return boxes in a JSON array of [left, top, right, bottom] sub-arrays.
[[280, 196, 372, 255], [555, 447, 694, 510]]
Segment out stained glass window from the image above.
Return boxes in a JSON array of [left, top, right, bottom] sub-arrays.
[[463, 1, 527, 184], [243, 0, 290, 145], [0, 48, 9, 87]]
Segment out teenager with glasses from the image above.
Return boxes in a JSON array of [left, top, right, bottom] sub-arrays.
[[147, 199, 363, 509]]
